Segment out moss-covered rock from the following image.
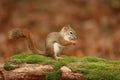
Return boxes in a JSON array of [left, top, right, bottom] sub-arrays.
[[67, 57, 120, 80], [4, 53, 120, 80]]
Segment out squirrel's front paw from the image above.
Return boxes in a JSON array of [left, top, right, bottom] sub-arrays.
[[55, 56, 63, 60], [71, 40, 76, 45]]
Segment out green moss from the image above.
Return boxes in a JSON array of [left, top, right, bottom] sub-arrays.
[[54, 56, 80, 70], [45, 70, 61, 80], [11, 53, 55, 64], [5, 54, 120, 80], [67, 57, 120, 80], [80, 56, 106, 62], [4, 63, 17, 71], [45, 56, 81, 80]]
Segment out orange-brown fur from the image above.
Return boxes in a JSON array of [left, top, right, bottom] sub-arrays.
[[9, 26, 77, 60]]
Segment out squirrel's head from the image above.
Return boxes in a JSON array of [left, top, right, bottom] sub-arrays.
[[60, 25, 77, 41]]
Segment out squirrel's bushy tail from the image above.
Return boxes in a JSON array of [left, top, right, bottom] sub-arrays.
[[9, 28, 29, 39], [9, 28, 45, 54]]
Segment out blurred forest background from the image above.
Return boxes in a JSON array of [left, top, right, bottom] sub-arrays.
[[0, 0, 120, 63]]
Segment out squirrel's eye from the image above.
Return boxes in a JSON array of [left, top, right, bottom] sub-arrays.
[[70, 31, 73, 34]]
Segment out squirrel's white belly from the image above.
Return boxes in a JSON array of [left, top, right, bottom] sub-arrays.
[[64, 35, 70, 41], [53, 42, 63, 56]]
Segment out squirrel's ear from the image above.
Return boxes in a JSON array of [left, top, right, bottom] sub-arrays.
[[63, 27, 68, 30], [63, 25, 71, 30], [60, 25, 71, 32]]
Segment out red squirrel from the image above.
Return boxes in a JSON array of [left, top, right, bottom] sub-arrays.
[[9, 25, 77, 60]]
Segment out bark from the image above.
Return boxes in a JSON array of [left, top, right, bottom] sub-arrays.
[[0, 64, 84, 80]]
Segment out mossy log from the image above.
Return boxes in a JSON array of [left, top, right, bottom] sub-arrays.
[[0, 64, 84, 80], [0, 54, 120, 80]]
